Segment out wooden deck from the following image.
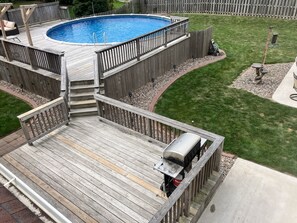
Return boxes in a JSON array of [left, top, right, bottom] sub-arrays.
[[0, 117, 167, 223], [14, 20, 109, 81]]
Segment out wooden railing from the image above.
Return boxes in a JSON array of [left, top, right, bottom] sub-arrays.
[[0, 39, 64, 74], [18, 97, 69, 145], [95, 18, 189, 74], [94, 94, 224, 222]]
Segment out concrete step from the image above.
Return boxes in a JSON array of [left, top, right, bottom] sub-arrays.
[[69, 107, 98, 117], [70, 92, 95, 101], [70, 79, 94, 86], [69, 99, 97, 109]]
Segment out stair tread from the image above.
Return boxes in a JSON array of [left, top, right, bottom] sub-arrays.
[[70, 99, 96, 106], [70, 84, 94, 90], [70, 92, 95, 97], [70, 107, 97, 113]]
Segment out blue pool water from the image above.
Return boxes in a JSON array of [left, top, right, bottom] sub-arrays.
[[47, 15, 171, 44]]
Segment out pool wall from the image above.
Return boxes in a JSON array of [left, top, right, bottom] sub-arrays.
[[102, 27, 213, 99]]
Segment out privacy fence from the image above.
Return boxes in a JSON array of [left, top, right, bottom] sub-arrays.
[[4, 2, 70, 27], [141, 0, 297, 19]]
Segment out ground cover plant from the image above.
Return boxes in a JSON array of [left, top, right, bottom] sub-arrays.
[[0, 90, 31, 138], [155, 14, 297, 176]]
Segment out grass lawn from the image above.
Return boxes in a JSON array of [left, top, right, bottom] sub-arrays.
[[0, 90, 32, 138], [155, 14, 297, 176]]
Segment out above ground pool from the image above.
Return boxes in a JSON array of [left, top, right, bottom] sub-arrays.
[[46, 15, 171, 45]]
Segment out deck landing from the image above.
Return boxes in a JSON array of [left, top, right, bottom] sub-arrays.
[[0, 117, 167, 223]]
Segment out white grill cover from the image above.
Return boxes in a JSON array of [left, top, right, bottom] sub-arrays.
[[163, 133, 201, 162]]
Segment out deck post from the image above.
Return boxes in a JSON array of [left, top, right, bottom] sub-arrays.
[[20, 4, 37, 46], [0, 3, 13, 40]]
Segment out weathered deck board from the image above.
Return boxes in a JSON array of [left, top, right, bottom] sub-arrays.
[[0, 117, 167, 223]]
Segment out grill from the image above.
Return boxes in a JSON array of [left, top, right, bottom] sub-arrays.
[[154, 133, 206, 196], [163, 133, 201, 169]]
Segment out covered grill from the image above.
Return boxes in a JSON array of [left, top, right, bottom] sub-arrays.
[[154, 133, 205, 196]]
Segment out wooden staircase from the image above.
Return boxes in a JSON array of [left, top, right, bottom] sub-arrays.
[[68, 80, 98, 117]]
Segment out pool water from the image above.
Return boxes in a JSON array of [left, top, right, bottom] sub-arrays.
[[47, 15, 171, 44]]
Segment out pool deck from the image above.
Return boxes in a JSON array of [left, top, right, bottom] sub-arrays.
[[15, 20, 109, 81]]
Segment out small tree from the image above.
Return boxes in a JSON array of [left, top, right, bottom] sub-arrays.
[[73, 0, 113, 17]]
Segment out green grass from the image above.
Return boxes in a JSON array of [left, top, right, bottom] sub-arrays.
[[113, 0, 125, 9], [0, 90, 32, 138], [155, 14, 297, 176]]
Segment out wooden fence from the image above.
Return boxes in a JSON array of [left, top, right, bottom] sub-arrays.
[[18, 97, 69, 145], [98, 27, 212, 99], [5, 2, 70, 27], [0, 39, 64, 75], [96, 18, 189, 74], [142, 0, 297, 19], [94, 94, 224, 223]]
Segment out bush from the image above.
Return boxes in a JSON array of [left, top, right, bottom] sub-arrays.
[[73, 0, 113, 17], [60, 0, 73, 5]]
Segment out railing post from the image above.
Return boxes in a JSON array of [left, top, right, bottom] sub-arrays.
[[214, 139, 224, 172], [164, 29, 168, 47], [145, 118, 152, 137], [60, 56, 69, 117], [1, 40, 11, 61], [136, 38, 140, 61], [94, 55, 100, 94], [25, 46, 37, 70], [19, 120, 33, 146], [184, 185, 191, 217]]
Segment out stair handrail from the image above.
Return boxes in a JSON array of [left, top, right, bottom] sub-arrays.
[[60, 56, 69, 113], [93, 54, 100, 95]]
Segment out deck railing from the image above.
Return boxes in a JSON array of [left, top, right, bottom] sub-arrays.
[[95, 18, 189, 74], [0, 39, 64, 74], [94, 94, 224, 222], [18, 97, 69, 145]]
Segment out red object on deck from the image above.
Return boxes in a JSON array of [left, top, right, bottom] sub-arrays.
[[173, 174, 183, 187]]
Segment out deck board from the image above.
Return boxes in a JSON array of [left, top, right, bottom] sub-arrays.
[[0, 117, 167, 223]]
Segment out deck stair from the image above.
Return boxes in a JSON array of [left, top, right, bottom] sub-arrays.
[[68, 80, 98, 117]]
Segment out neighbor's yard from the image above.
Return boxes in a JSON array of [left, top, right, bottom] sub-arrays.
[[0, 90, 31, 138], [155, 14, 297, 176]]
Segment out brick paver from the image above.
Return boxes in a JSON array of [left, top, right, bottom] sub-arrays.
[[0, 85, 44, 222]]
